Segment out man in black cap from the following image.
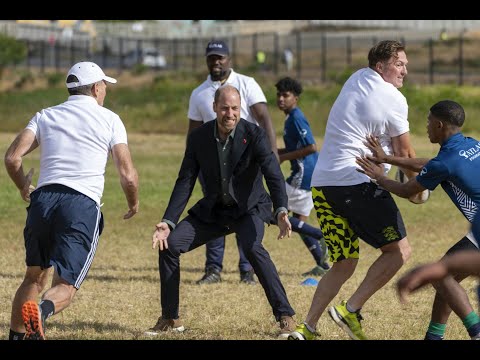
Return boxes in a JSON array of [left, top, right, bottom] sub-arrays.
[[185, 39, 278, 286]]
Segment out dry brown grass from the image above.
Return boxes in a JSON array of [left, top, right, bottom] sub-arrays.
[[0, 133, 478, 340]]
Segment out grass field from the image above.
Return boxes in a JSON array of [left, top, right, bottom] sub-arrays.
[[0, 132, 478, 340]]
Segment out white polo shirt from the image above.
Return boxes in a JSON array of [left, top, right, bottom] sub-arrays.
[[311, 67, 409, 187], [25, 95, 128, 204], [187, 69, 267, 124]]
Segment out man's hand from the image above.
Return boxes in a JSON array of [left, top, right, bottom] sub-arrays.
[[363, 135, 388, 163], [20, 168, 35, 203], [355, 156, 385, 180], [396, 262, 448, 304], [124, 201, 139, 219], [277, 211, 292, 240], [152, 222, 171, 250]]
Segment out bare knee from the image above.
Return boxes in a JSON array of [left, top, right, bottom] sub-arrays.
[[381, 237, 411, 264], [331, 258, 358, 282]]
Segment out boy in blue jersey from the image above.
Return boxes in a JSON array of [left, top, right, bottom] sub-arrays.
[[275, 77, 329, 276], [356, 100, 480, 340]]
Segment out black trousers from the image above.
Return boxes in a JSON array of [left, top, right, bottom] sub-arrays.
[[159, 212, 295, 321]]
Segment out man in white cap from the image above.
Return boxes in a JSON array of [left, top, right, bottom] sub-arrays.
[[5, 61, 139, 340]]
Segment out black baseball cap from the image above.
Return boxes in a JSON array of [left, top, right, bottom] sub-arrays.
[[205, 40, 229, 57]]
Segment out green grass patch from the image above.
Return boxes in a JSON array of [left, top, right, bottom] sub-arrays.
[[0, 132, 478, 340]]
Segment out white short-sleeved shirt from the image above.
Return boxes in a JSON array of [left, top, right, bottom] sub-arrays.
[[187, 69, 267, 124], [311, 67, 409, 187], [26, 95, 128, 204]]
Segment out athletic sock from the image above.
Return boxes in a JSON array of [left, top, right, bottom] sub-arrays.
[[462, 311, 480, 337], [346, 302, 360, 313], [289, 216, 324, 239], [304, 322, 316, 333], [39, 299, 55, 321], [9, 329, 25, 340], [426, 322, 446, 339]]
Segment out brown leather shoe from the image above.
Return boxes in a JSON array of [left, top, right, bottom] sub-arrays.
[[278, 315, 296, 339], [144, 317, 185, 335]]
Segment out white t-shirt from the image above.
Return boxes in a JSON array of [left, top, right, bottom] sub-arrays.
[[187, 69, 266, 124], [26, 95, 128, 204], [311, 67, 409, 187]]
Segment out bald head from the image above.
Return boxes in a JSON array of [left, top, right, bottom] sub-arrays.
[[214, 85, 241, 104], [213, 85, 241, 139]]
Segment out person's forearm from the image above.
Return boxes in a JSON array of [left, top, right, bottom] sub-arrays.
[[121, 169, 139, 209], [376, 175, 413, 199], [279, 145, 315, 163], [383, 155, 429, 173], [442, 251, 480, 276], [4, 156, 27, 191]]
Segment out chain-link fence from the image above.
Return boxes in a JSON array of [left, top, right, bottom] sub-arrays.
[[10, 28, 480, 86]]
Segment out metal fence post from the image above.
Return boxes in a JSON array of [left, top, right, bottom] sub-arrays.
[[192, 37, 197, 72], [428, 38, 434, 85], [273, 32, 279, 75], [321, 33, 326, 83], [458, 31, 464, 86], [295, 31, 301, 79], [346, 36, 352, 67]]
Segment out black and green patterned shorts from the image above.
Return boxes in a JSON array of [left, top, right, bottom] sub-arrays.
[[312, 182, 406, 263]]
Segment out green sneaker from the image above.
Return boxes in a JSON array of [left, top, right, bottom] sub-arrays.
[[328, 300, 367, 340], [302, 264, 329, 277], [288, 323, 317, 340]]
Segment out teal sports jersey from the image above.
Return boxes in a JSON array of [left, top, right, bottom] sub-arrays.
[[416, 133, 480, 228], [283, 107, 318, 191]]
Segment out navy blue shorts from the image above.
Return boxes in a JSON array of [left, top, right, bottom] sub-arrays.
[[24, 184, 104, 289]]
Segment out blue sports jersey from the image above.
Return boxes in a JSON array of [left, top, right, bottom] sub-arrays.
[[416, 133, 480, 223], [283, 107, 318, 191]]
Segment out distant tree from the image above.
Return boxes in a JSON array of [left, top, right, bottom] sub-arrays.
[[0, 34, 27, 80]]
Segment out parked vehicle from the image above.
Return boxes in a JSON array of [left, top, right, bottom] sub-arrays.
[[124, 48, 167, 69]]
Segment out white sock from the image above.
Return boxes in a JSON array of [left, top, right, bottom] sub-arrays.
[[304, 322, 316, 333]]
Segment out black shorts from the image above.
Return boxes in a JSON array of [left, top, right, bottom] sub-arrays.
[[444, 235, 479, 257], [24, 184, 104, 289], [312, 183, 406, 262]]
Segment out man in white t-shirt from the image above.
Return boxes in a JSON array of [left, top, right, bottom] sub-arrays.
[[289, 40, 416, 340], [5, 61, 139, 340], [187, 40, 278, 285]]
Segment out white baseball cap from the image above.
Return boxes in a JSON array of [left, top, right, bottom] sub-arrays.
[[66, 61, 117, 89]]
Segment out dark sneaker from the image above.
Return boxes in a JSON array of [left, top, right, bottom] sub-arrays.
[[22, 301, 45, 340], [144, 317, 185, 335], [196, 268, 221, 285], [240, 269, 256, 285], [425, 332, 444, 340], [278, 315, 296, 339]]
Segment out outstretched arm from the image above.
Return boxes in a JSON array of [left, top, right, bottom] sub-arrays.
[[397, 250, 480, 303], [364, 134, 429, 173], [356, 156, 426, 199]]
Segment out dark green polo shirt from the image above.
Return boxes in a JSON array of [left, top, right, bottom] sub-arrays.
[[214, 122, 237, 206]]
